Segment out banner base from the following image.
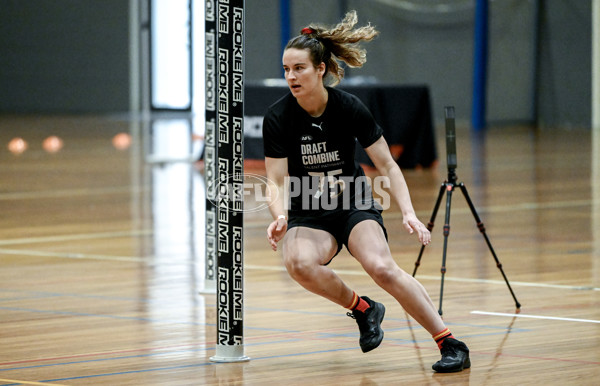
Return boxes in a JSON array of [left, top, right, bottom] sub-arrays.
[[198, 279, 216, 294], [210, 345, 250, 363]]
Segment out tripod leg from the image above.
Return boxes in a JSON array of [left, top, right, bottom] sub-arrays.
[[413, 183, 446, 277], [458, 183, 522, 310], [438, 185, 454, 316]]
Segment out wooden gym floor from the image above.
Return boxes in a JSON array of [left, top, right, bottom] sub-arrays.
[[0, 114, 598, 385]]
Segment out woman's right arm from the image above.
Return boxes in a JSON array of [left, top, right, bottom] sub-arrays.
[[265, 156, 289, 251]]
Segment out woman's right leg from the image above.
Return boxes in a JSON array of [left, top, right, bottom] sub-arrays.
[[282, 226, 354, 308], [282, 226, 386, 353]]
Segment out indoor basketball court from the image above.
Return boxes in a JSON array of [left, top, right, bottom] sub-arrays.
[[0, 1, 599, 385]]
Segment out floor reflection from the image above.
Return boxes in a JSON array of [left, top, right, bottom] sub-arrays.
[[137, 116, 214, 344], [142, 116, 210, 288]]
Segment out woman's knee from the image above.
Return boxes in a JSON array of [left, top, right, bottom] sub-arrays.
[[367, 259, 403, 286], [283, 253, 317, 282]]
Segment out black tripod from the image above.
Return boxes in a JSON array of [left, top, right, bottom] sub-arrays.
[[412, 107, 521, 316]]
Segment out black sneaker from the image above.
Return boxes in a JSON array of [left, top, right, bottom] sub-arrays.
[[432, 338, 471, 373], [347, 296, 385, 353]]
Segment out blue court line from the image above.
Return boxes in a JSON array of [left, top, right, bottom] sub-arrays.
[[0, 324, 537, 385], [0, 288, 531, 372], [0, 288, 529, 329], [0, 289, 362, 318], [1, 303, 525, 339], [0, 339, 299, 373], [0, 305, 299, 334], [0, 288, 150, 304], [316, 325, 530, 346], [0, 346, 360, 385], [0, 323, 528, 374], [0, 305, 196, 325], [0, 312, 530, 385], [0, 290, 373, 319], [1, 285, 534, 339]]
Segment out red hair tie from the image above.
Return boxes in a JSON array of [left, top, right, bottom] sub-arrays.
[[301, 27, 315, 35]]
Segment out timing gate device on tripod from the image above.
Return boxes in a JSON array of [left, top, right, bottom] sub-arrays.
[[412, 106, 521, 316]]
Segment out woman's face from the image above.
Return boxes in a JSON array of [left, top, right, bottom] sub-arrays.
[[282, 48, 325, 98]]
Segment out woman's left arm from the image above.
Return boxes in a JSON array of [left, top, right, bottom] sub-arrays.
[[364, 136, 431, 245]]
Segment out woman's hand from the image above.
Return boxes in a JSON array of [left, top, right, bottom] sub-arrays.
[[403, 213, 431, 246], [267, 217, 288, 251]]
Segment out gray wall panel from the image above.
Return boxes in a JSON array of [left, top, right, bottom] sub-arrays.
[[0, 0, 591, 129]]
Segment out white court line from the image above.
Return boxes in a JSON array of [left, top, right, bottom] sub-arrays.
[[417, 275, 600, 292], [0, 248, 145, 263], [0, 186, 136, 201], [0, 229, 153, 246], [380, 198, 596, 221], [2, 232, 597, 293], [243, 198, 595, 229], [245, 264, 600, 292], [471, 311, 600, 324], [0, 379, 68, 386], [1, 246, 597, 293]]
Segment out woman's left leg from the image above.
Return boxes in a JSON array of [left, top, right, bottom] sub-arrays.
[[346, 219, 446, 335], [348, 219, 471, 372]]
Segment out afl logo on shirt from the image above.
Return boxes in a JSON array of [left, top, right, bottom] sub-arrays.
[[300, 135, 313, 142]]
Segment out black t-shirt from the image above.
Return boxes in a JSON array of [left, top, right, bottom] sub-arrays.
[[263, 87, 383, 214]]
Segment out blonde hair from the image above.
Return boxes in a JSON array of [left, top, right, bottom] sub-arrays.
[[285, 10, 379, 86]]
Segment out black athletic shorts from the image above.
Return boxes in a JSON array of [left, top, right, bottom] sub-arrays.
[[287, 205, 388, 264]]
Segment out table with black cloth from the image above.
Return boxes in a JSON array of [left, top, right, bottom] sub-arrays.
[[243, 82, 437, 169]]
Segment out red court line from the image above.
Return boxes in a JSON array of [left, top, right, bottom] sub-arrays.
[[2, 325, 598, 369], [473, 350, 600, 366], [0, 325, 355, 367], [0, 343, 206, 366]]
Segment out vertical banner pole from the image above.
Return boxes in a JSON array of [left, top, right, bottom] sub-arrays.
[[592, 0, 600, 288], [279, 0, 291, 57], [202, 0, 217, 294], [594, 0, 600, 132], [472, 0, 488, 132], [210, 0, 248, 363]]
